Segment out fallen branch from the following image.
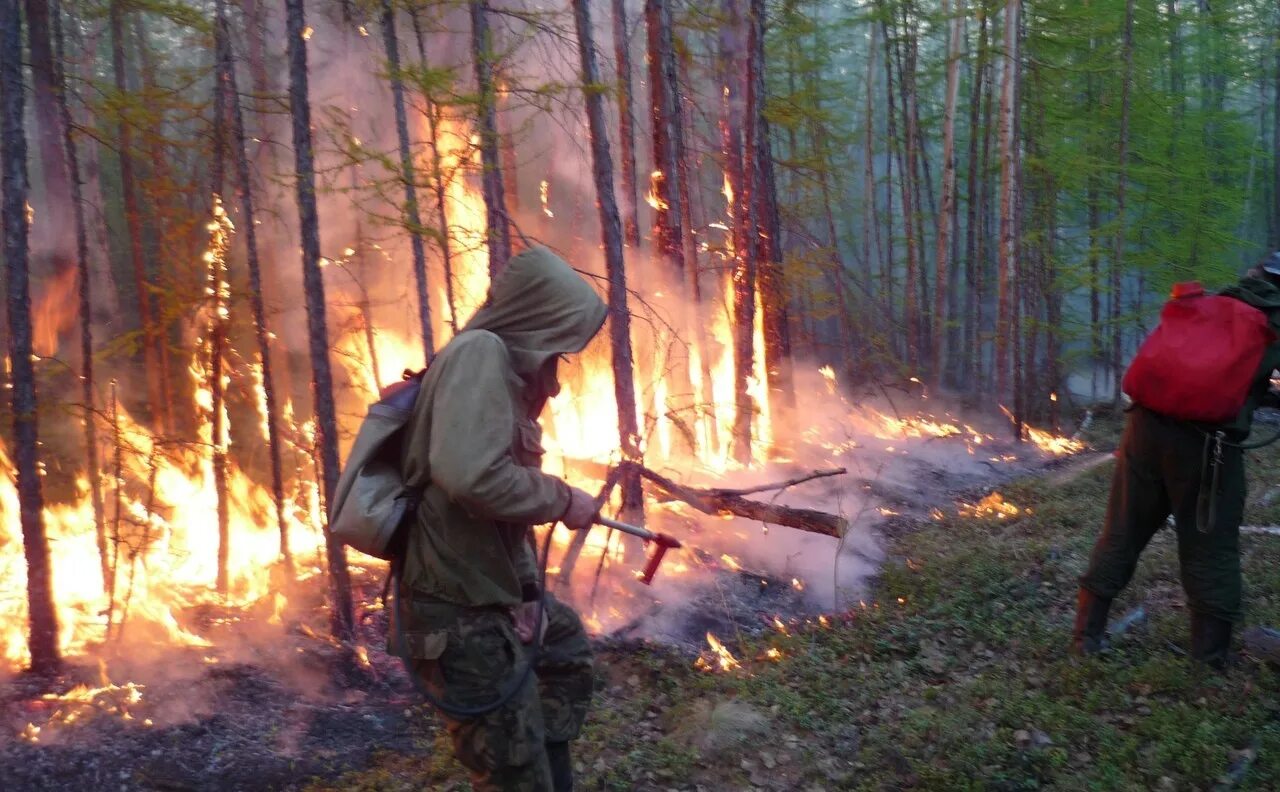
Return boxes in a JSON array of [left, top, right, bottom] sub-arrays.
[[702, 467, 846, 498], [627, 463, 848, 539]]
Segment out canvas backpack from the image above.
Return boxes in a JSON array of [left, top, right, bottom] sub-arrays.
[[328, 368, 427, 560]]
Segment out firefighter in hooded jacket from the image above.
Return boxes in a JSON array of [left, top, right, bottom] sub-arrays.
[[1073, 253, 1280, 669], [395, 246, 603, 791]]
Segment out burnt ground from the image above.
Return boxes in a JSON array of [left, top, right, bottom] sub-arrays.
[[0, 422, 1110, 792], [0, 572, 435, 792]]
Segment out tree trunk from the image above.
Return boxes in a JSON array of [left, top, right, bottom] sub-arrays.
[[51, 0, 108, 592], [613, 0, 641, 249], [883, 11, 920, 368], [934, 0, 962, 388], [995, 0, 1019, 398], [23, 0, 72, 267], [109, 1, 167, 434], [216, 0, 291, 572], [210, 14, 231, 597], [410, 12, 460, 335], [732, 0, 760, 465], [963, 5, 986, 394], [382, 0, 434, 362], [3, 0, 61, 674], [1113, 0, 1134, 406], [285, 0, 354, 641], [645, 0, 686, 279], [750, 0, 794, 445], [469, 0, 511, 277], [571, 0, 644, 522]]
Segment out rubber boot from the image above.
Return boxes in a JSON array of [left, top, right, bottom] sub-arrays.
[[547, 741, 573, 792], [1071, 588, 1112, 656], [1190, 612, 1233, 672]]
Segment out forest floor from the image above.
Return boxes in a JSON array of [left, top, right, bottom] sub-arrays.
[[315, 411, 1280, 792], [8, 411, 1280, 790]]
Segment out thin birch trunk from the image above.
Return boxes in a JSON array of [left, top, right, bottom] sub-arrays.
[[1112, 0, 1134, 406], [995, 0, 1019, 397]]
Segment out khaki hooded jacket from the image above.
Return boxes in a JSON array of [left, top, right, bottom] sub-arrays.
[[398, 247, 607, 607]]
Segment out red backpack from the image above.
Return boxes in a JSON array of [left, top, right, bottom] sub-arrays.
[[1122, 282, 1275, 423]]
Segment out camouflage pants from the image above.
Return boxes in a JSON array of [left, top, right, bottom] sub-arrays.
[[399, 593, 594, 791]]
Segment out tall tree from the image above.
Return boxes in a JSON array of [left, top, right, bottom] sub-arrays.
[[210, 16, 231, 597], [381, 0, 434, 362], [750, 0, 794, 443], [731, 0, 760, 464], [571, 0, 643, 519], [1112, 0, 1134, 405], [109, 0, 169, 433], [215, 0, 291, 571], [285, 0, 355, 641], [469, 0, 511, 276], [934, 0, 963, 388], [645, 0, 687, 279], [23, 0, 72, 261], [996, 0, 1020, 397], [4, 0, 61, 674], [52, 0, 108, 591], [613, 0, 641, 249]]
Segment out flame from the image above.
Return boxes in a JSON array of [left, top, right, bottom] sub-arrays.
[[959, 491, 1022, 519], [31, 267, 79, 357], [695, 632, 741, 672], [539, 179, 554, 218], [999, 406, 1084, 455], [644, 170, 668, 211], [301, 26, 313, 41]]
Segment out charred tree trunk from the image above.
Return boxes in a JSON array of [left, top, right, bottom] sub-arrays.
[[109, 1, 167, 434], [3, 0, 60, 674], [216, 0, 291, 572], [410, 13, 460, 335], [51, 0, 108, 591], [469, 0, 511, 277], [210, 16, 231, 598], [23, 0, 72, 265], [645, 0, 686, 278], [285, 0, 354, 641], [613, 0, 641, 249], [571, 0, 644, 521], [1274, 9, 1280, 249], [750, 0, 794, 444], [1112, 0, 1134, 406], [732, 0, 760, 465], [934, 0, 962, 388], [382, 0, 434, 361], [995, 0, 1019, 398]]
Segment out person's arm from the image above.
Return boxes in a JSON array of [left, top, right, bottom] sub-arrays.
[[420, 333, 572, 524]]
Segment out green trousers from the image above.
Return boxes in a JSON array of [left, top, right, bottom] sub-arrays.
[[399, 593, 594, 792], [1080, 407, 1246, 623]]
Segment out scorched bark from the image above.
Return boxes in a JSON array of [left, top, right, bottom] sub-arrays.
[[3, 0, 61, 674], [285, 0, 355, 641]]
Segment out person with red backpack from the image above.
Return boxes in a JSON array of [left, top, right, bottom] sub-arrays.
[[1072, 253, 1280, 669]]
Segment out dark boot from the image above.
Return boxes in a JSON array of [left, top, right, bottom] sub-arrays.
[[1190, 613, 1233, 671], [547, 740, 573, 792], [1071, 588, 1113, 656]]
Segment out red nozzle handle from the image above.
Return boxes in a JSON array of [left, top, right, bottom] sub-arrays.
[[638, 532, 681, 585]]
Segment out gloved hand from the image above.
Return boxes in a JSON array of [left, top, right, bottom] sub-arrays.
[[561, 485, 598, 531]]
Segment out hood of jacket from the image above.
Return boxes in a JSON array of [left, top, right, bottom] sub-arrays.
[[461, 246, 608, 378]]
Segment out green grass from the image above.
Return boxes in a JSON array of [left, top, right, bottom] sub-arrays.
[[310, 428, 1280, 791]]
